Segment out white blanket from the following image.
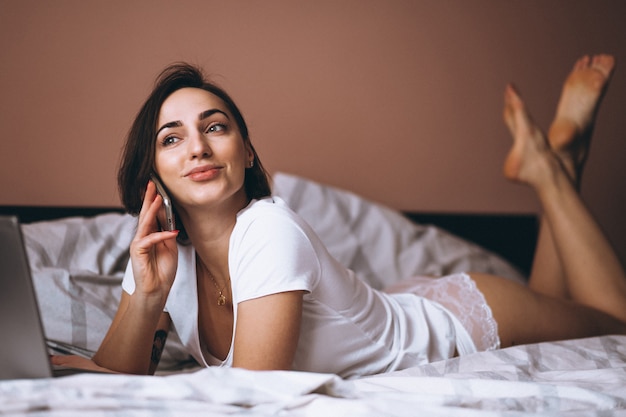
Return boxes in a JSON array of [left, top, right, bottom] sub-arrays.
[[2, 335, 625, 416]]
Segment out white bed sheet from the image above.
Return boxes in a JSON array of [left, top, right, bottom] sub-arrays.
[[2, 335, 625, 416]]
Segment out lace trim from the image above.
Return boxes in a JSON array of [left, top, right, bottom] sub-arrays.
[[385, 273, 500, 352]]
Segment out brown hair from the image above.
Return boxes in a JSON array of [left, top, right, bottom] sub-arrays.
[[118, 63, 271, 215]]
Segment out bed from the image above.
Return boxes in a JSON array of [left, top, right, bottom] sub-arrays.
[[2, 172, 625, 416]]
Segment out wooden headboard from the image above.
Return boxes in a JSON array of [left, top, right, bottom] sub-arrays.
[[0, 205, 537, 277]]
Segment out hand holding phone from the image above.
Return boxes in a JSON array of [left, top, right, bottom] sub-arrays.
[[150, 173, 176, 232]]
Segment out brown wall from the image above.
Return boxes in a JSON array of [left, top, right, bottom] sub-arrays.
[[2, 0, 626, 264]]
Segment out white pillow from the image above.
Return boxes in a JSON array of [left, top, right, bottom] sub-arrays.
[[22, 213, 192, 370], [272, 172, 525, 289]]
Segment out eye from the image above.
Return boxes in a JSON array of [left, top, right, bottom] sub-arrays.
[[161, 135, 180, 146], [207, 123, 227, 134]]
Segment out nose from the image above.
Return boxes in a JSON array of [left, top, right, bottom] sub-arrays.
[[188, 129, 212, 159]]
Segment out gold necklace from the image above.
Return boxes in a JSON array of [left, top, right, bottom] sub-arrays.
[[206, 269, 230, 306]]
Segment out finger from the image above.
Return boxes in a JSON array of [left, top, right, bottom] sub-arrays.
[[154, 198, 169, 232], [132, 228, 179, 256], [135, 181, 159, 236], [139, 180, 157, 218], [50, 354, 87, 366], [50, 355, 117, 373], [136, 187, 166, 238]]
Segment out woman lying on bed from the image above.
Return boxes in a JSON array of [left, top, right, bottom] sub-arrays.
[[54, 54, 626, 378]]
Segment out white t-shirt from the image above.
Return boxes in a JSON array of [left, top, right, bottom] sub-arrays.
[[122, 197, 474, 378]]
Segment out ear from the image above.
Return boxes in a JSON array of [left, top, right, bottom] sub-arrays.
[[245, 142, 255, 167]]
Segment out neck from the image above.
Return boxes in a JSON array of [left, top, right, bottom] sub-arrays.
[[178, 193, 250, 278]]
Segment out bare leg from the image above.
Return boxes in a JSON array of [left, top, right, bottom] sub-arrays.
[[471, 272, 626, 347], [470, 80, 626, 348], [520, 55, 616, 298], [502, 83, 626, 322]]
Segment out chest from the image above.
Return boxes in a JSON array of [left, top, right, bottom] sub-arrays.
[[196, 273, 234, 361]]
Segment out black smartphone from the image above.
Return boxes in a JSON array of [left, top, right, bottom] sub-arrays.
[[150, 173, 176, 231]]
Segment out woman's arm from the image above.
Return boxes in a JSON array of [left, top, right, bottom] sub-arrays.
[[93, 180, 178, 374], [232, 290, 305, 370], [92, 291, 172, 374]]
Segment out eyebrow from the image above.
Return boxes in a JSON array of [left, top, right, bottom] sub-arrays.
[[156, 109, 230, 137], [199, 109, 229, 121], [156, 121, 182, 136]]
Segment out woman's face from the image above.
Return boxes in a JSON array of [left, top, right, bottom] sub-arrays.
[[154, 87, 254, 213]]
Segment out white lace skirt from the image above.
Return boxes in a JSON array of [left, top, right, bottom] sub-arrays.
[[384, 273, 500, 353]]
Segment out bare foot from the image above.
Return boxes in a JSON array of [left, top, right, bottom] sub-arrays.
[[548, 54, 615, 183], [502, 84, 556, 187]]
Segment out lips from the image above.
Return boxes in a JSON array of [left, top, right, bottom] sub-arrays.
[[185, 165, 221, 181]]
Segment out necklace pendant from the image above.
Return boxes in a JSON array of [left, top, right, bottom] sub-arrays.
[[217, 294, 226, 306]]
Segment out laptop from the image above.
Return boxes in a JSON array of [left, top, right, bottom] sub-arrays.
[[0, 215, 102, 379]]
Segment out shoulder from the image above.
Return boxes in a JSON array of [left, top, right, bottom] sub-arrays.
[[229, 197, 321, 300], [236, 196, 299, 222], [230, 197, 322, 272], [233, 197, 313, 242]]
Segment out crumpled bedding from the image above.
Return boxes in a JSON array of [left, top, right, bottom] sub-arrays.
[[2, 335, 625, 416]]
